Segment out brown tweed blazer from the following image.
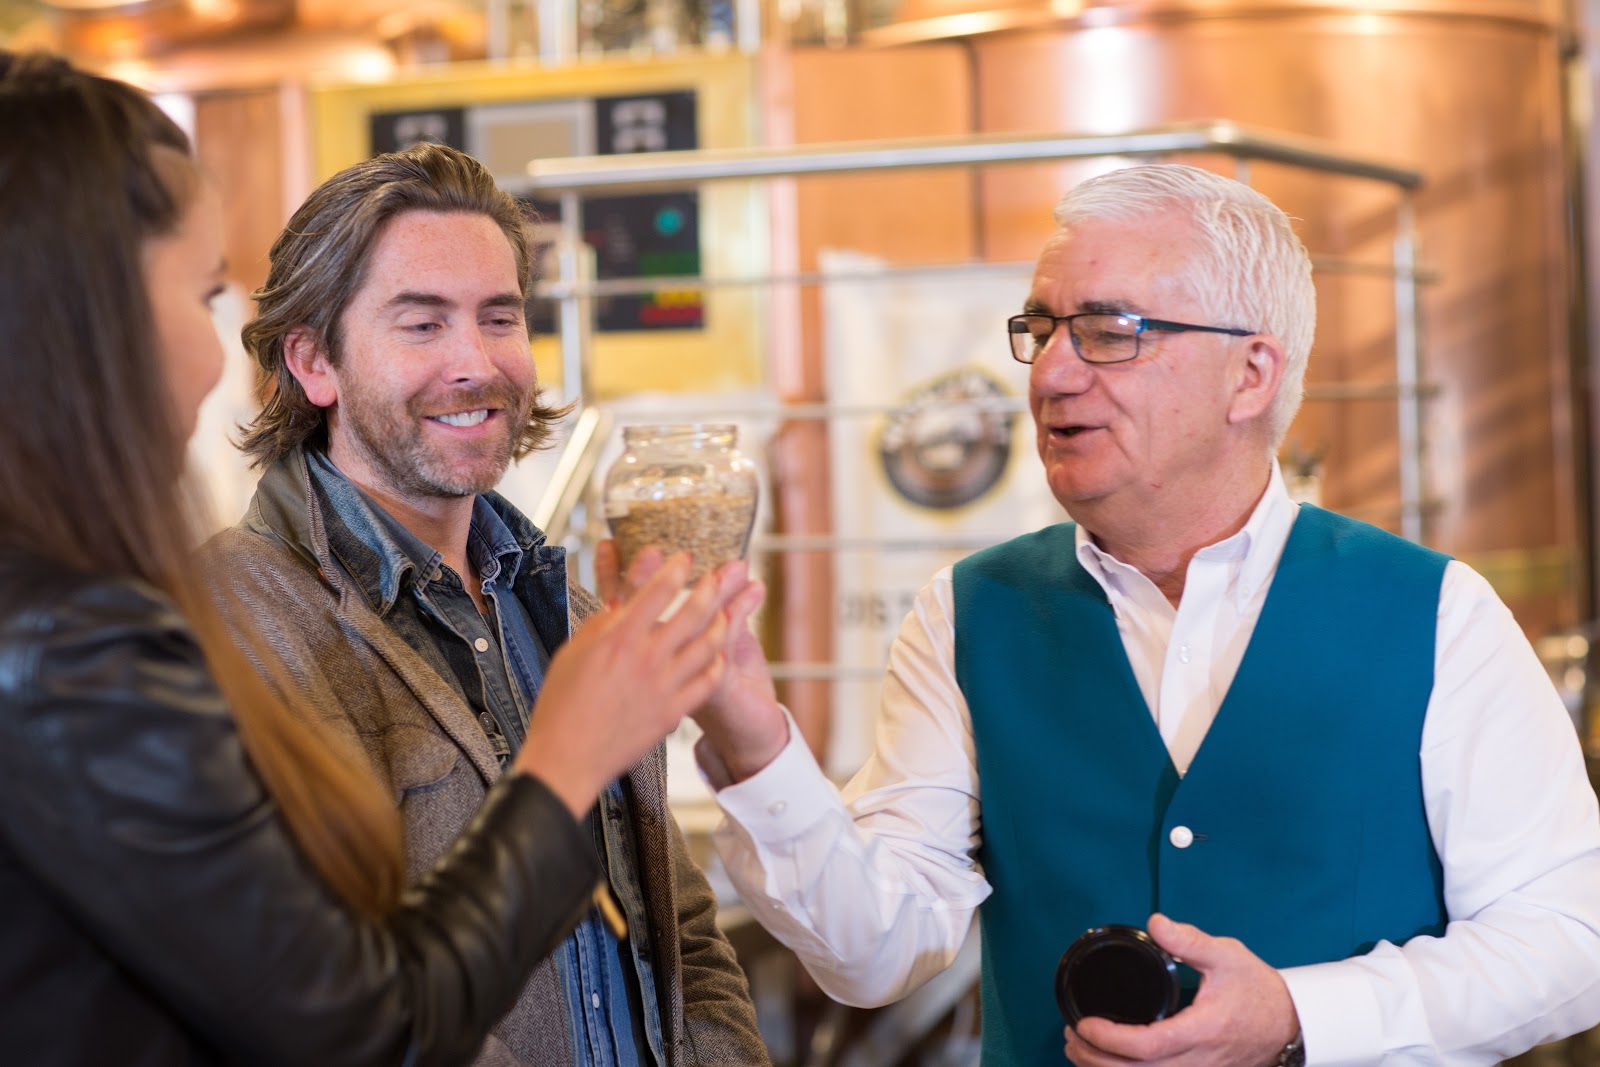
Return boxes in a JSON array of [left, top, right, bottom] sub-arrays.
[[204, 450, 769, 1067]]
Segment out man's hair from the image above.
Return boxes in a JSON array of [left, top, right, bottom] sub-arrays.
[[239, 142, 567, 467], [1052, 164, 1316, 447]]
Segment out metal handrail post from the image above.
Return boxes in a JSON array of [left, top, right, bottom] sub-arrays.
[[1395, 191, 1425, 543], [554, 189, 595, 408]]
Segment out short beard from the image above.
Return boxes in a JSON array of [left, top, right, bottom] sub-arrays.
[[341, 381, 533, 501]]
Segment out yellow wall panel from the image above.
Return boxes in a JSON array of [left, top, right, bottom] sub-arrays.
[[308, 54, 765, 398]]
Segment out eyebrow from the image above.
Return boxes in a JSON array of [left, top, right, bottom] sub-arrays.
[[1021, 298, 1144, 317], [481, 293, 525, 312], [381, 291, 526, 313]]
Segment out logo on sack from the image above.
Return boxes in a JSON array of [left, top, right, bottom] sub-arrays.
[[878, 368, 1014, 510]]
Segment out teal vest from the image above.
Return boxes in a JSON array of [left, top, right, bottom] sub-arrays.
[[952, 505, 1450, 1066]]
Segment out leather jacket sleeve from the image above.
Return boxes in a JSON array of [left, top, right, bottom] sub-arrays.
[[0, 573, 601, 1067]]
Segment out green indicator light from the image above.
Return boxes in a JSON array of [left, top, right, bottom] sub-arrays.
[[655, 207, 684, 236]]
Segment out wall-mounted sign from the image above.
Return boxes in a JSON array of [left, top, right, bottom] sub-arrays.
[[595, 91, 697, 154], [369, 107, 466, 154]]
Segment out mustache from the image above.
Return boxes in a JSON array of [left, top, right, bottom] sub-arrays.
[[410, 383, 527, 420]]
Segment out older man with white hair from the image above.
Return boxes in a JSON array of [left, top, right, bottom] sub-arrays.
[[678, 164, 1600, 1067]]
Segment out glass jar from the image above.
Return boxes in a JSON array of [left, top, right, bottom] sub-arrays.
[[604, 423, 758, 582]]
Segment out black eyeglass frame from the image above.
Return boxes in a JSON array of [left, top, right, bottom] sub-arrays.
[[1007, 312, 1255, 365]]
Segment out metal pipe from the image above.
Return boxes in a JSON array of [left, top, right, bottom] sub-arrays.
[[754, 533, 1014, 553], [554, 190, 593, 406], [769, 663, 895, 681], [486, 0, 510, 60], [531, 406, 613, 538], [1394, 190, 1425, 543], [529, 255, 1436, 301], [583, 397, 1031, 421], [525, 120, 1422, 193], [570, 382, 1431, 429], [537, 0, 578, 63]]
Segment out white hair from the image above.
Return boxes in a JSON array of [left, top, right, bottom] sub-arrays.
[[1052, 164, 1316, 447]]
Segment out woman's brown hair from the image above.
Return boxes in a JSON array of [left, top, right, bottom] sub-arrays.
[[0, 52, 403, 918]]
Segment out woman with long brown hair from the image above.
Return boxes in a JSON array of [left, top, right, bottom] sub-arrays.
[[0, 51, 731, 1065]]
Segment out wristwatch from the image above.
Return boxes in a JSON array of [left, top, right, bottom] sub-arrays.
[[1273, 1032, 1306, 1067]]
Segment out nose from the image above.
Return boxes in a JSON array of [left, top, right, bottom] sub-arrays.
[[442, 325, 498, 384], [1029, 328, 1094, 397]]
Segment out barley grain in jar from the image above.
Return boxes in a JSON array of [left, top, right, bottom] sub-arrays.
[[604, 424, 758, 582]]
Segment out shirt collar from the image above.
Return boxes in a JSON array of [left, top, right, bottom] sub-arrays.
[[304, 450, 539, 615], [1073, 460, 1298, 607], [303, 449, 441, 615], [467, 495, 529, 588]]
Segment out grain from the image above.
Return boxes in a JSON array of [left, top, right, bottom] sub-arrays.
[[610, 491, 756, 582]]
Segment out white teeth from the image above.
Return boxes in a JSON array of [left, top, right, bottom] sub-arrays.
[[434, 409, 489, 427]]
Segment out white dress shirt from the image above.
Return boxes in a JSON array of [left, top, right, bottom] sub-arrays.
[[708, 468, 1600, 1065]]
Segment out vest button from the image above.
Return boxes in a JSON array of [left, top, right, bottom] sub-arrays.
[[1169, 825, 1195, 849]]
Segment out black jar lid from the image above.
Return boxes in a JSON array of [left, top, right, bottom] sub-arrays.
[[1055, 924, 1181, 1027]]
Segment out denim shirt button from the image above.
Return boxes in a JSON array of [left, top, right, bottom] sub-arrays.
[[473, 637, 490, 653]]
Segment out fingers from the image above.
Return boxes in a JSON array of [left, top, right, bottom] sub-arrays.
[[597, 542, 667, 607], [624, 544, 665, 590], [605, 551, 692, 642], [595, 540, 621, 605], [653, 557, 752, 646], [724, 576, 766, 636], [1072, 1012, 1188, 1064], [1064, 1022, 1149, 1067], [666, 643, 728, 719]]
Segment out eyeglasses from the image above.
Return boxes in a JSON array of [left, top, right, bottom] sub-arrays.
[[1007, 312, 1254, 365]]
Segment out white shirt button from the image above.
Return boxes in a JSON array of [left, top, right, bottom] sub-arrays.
[[768, 800, 788, 816], [473, 637, 490, 653], [1178, 644, 1191, 664], [591, 992, 600, 1009], [1169, 825, 1195, 849]]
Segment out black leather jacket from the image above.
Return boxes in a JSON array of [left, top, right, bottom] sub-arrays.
[[0, 554, 602, 1066]]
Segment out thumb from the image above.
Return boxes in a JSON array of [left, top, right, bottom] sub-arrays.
[[1147, 913, 1217, 968], [726, 579, 766, 633]]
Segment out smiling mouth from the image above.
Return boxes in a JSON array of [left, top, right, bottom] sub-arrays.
[[430, 409, 491, 428]]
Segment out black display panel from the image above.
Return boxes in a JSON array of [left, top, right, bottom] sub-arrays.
[[369, 107, 467, 154], [595, 91, 698, 154]]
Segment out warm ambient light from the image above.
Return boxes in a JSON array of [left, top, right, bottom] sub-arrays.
[[37, 0, 148, 10], [186, 0, 240, 22]]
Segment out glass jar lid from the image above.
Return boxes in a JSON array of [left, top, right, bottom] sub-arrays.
[[1055, 924, 1181, 1026]]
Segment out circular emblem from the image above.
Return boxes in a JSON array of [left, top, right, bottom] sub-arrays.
[[878, 369, 1014, 510]]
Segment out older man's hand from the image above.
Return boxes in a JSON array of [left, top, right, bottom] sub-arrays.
[[1064, 914, 1300, 1067]]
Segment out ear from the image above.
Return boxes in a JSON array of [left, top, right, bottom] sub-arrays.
[[284, 327, 338, 408], [1226, 334, 1287, 427]]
